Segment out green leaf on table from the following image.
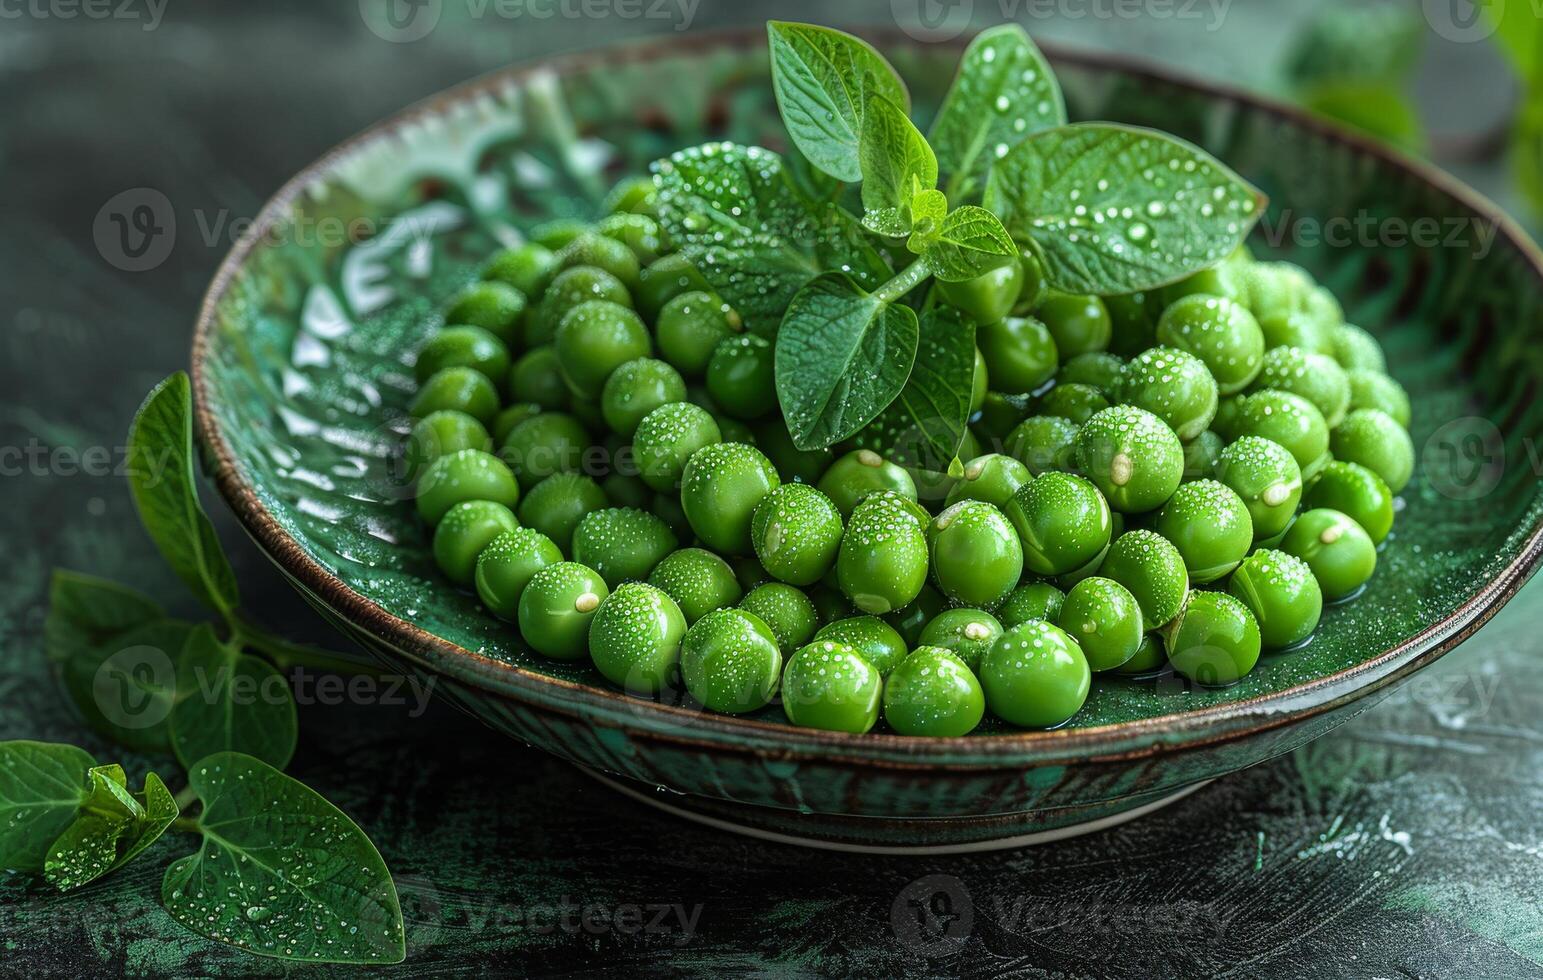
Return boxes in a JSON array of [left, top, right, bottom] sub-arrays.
[[0, 740, 96, 873], [44, 766, 178, 891], [46, 570, 191, 752], [774, 273, 919, 450], [767, 21, 910, 183], [854, 306, 977, 475], [859, 92, 937, 230], [170, 625, 298, 772], [923, 206, 1016, 282], [162, 752, 405, 964], [929, 24, 1066, 198], [653, 142, 889, 335], [126, 373, 240, 615], [985, 123, 1265, 294]]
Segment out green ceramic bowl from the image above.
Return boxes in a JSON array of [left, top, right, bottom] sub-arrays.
[[192, 28, 1543, 852]]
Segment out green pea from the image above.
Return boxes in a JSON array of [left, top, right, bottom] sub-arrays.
[[835, 494, 929, 615], [973, 391, 1030, 445], [945, 453, 1032, 509], [730, 555, 771, 593], [1098, 529, 1188, 627], [411, 366, 500, 427], [1345, 369, 1411, 428], [1302, 285, 1344, 336], [1115, 633, 1167, 676], [1183, 430, 1224, 482], [1257, 309, 1334, 355], [680, 442, 780, 555], [415, 326, 511, 387], [997, 582, 1066, 628], [781, 640, 882, 733], [1241, 261, 1312, 320], [1164, 263, 1250, 308], [1006, 416, 1080, 476], [657, 290, 741, 377], [554, 232, 642, 293], [431, 500, 520, 586], [601, 471, 651, 510], [634, 402, 722, 492], [1105, 291, 1158, 357], [646, 547, 742, 625], [881, 584, 945, 649], [979, 620, 1091, 728], [445, 281, 526, 346], [1075, 405, 1185, 513], [1214, 435, 1303, 540], [1003, 472, 1112, 577], [1330, 408, 1414, 493], [1164, 590, 1261, 686], [1211, 395, 1245, 441], [740, 582, 819, 654], [597, 211, 666, 265], [706, 335, 777, 419], [815, 615, 908, 677], [405, 410, 493, 480], [1037, 383, 1110, 425], [483, 243, 556, 298], [587, 582, 686, 695], [751, 483, 843, 586], [636, 254, 712, 322], [1228, 549, 1322, 650], [1304, 460, 1394, 543], [936, 256, 1024, 324], [883, 648, 985, 737], [1154, 479, 1253, 583], [570, 507, 678, 588], [977, 316, 1058, 394], [917, 608, 1002, 673], [1232, 389, 1331, 480], [754, 418, 834, 485], [1332, 323, 1387, 373], [517, 472, 608, 553], [681, 608, 783, 714], [416, 449, 520, 525], [1118, 346, 1218, 441], [475, 527, 563, 620], [1155, 294, 1265, 395], [815, 449, 918, 520], [1058, 352, 1127, 397], [507, 346, 569, 410], [517, 561, 609, 661], [531, 218, 589, 250], [553, 300, 651, 399], [602, 175, 658, 216], [1281, 508, 1377, 600], [1057, 576, 1144, 671], [500, 412, 589, 486], [928, 501, 1023, 609], [1250, 345, 1351, 427], [600, 357, 687, 437], [1037, 291, 1112, 358], [529, 266, 632, 346]]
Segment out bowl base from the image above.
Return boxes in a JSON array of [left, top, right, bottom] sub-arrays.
[[580, 768, 1213, 855]]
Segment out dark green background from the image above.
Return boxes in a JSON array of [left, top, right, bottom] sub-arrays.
[[1, 1, 1539, 976]]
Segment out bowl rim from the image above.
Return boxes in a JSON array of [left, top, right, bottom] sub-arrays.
[[191, 24, 1543, 767]]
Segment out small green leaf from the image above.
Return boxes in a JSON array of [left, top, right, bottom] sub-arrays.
[[986, 123, 1265, 294], [929, 24, 1066, 198], [0, 741, 96, 873], [170, 625, 298, 772], [863, 207, 911, 238], [163, 752, 405, 964], [924, 206, 1016, 282], [906, 189, 949, 254], [854, 306, 977, 474], [859, 92, 937, 223], [44, 767, 177, 891], [126, 373, 240, 615], [767, 21, 910, 182], [774, 273, 919, 450]]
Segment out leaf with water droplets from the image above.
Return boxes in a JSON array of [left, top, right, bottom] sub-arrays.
[[858, 91, 937, 232], [162, 752, 405, 964], [44, 766, 178, 891], [0, 741, 96, 873], [929, 24, 1066, 198], [169, 624, 298, 772], [854, 306, 976, 475], [985, 123, 1266, 294], [653, 142, 889, 335], [767, 21, 910, 182], [923, 206, 1017, 282], [775, 273, 919, 450]]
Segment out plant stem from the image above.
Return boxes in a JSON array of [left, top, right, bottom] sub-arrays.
[[171, 816, 201, 835], [874, 258, 932, 305], [231, 614, 384, 676], [173, 784, 199, 811]]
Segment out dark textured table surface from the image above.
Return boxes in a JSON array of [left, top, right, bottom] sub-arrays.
[[1, 2, 1540, 976]]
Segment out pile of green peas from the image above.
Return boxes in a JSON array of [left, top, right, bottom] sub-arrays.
[[402, 174, 1413, 736]]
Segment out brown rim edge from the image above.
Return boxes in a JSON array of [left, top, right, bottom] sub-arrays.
[[190, 26, 1543, 769]]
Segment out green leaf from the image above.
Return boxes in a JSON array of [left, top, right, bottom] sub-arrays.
[[0, 740, 96, 873], [170, 625, 298, 772], [767, 21, 910, 182], [653, 142, 889, 335], [928, 24, 1066, 198], [774, 273, 920, 450], [906, 189, 949, 253], [163, 752, 405, 964], [44, 767, 178, 891], [854, 306, 977, 474], [859, 92, 937, 224], [985, 123, 1265, 294], [924, 206, 1016, 282], [46, 570, 190, 752], [126, 373, 240, 615]]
